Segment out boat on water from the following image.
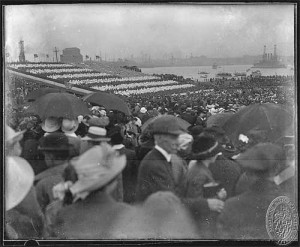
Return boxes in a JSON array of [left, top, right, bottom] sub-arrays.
[[198, 71, 209, 75], [216, 72, 232, 77], [252, 45, 286, 68], [234, 72, 247, 77], [200, 75, 208, 78], [212, 63, 218, 69]]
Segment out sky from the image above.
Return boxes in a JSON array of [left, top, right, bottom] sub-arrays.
[[4, 3, 295, 61]]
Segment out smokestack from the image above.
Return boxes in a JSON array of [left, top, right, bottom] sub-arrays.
[[274, 45, 277, 58]]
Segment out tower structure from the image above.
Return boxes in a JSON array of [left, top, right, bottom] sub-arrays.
[[19, 40, 25, 62], [273, 45, 277, 60], [263, 45, 267, 62]]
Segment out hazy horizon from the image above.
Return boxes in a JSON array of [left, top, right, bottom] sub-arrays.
[[5, 4, 295, 61]]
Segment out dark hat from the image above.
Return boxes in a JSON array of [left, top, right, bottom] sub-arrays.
[[189, 125, 204, 137], [108, 126, 124, 145], [236, 143, 285, 174], [152, 115, 186, 136], [191, 135, 222, 160], [38, 132, 70, 151]]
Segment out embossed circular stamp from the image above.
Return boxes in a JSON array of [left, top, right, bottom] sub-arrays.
[[266, 196, 298, 245]]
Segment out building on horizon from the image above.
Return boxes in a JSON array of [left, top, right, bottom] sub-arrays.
[[60, 47, 83, 64]]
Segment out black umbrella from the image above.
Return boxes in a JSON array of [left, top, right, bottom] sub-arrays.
[[222, 103, 294, 146], [26, 93, 90, 120], [25, 87, 64, 102], [82, 92, 131, 116]]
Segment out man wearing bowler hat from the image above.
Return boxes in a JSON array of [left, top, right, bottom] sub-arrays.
[[136, 116, 210, 220]]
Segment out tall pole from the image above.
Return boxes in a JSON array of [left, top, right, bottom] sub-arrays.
[[54, 47, 59, 63]]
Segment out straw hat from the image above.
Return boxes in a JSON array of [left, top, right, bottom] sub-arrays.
[[5, 125, 25, 144], [81, 126, 111, 142], [69, 145, 126, 200], [41, 117, 61, 133], [5, 156, 34, 211], [61, 118, 79, 134], [140, 107, 147, 114]]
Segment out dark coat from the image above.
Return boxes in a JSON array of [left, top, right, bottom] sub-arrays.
[[117, 147, 139, 203], [136, 148, 209, 219], [209, 155, 242, 198], [217, 179, 283, 239], [136, 148, 186, 202], [186, 161, 219, 238], [45, 191, 131, 239], [34, 163, 68, 213]]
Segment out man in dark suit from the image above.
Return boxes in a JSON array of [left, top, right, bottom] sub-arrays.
[[136, 115, 217, 221], [109, 126, 139, 204]]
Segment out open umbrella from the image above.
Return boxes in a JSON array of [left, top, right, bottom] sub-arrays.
[[82, 92, 131, 116], [25, 87, 64, 102], [222, 103, 294, 146], [206, 112, 234, 128], [141, 115, 191, 133], [26, 93, 90, 120]]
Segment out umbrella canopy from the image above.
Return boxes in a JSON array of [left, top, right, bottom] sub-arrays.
[[206, 112, 234, 128], [222, 103, 294, 146], [82, 92, 131, 116], [26, 93, 90, 120], [26, 87, 64, 102], [141, 115, 191, 133]]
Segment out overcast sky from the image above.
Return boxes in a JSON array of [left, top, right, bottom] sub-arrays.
[[5, 3, 295, 61]]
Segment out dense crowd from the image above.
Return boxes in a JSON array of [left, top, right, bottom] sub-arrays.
[[4, 73, 296, 241]]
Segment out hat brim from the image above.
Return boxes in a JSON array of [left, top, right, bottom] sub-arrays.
[[41, 122, 60, 133], [191, 144, 223, 160], [70, 154, 126, 193], [6, 156, 34, 211], [61, 122, 79, 134]]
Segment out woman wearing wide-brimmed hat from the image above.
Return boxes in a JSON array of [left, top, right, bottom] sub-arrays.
[[186, 134, 227, 238], [217, 143, 286, 239], [45, 144, 130, 239]]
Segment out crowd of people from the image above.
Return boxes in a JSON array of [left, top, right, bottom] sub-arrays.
[[4, 71, 296, 241]]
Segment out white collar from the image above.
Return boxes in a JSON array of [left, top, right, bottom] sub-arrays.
[[155, 145, 172, 163], [112, 144, 125, 150]]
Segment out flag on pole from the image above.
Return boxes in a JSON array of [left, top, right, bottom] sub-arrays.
[[34, 54, 38, 58], [96, 55, 100, 59], [86, 55, 89, 59]]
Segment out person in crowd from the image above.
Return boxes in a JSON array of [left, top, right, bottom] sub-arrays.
[[177, 133, 193, 164], [202, 127, 242, 198], [41, 116, 62, 136], [5, 125, 44, 239], [135, 115, 212, 223], [138, 107, 150, 124], [217, 143, 285, 239], [194, 109, 208, 128], [186, 134, 227, 238], [80, 126, 111, 154], [19, 116, 48, 175], [61, 118, 81, 157], [80, 126, 123, 202], [34, 133, 73, 213], [45, 145, 130, 239], [109, 126, 139, 204]]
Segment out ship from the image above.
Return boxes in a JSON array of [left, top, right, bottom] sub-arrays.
[[216, 72, 232, 78], [252, 45, 286, 68], [198, 71, 209, 75]]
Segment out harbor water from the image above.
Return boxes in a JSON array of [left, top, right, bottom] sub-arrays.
[[141, 64, 294, 80]]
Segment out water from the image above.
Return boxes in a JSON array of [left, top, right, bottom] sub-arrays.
[[141, 64, 294, 80]]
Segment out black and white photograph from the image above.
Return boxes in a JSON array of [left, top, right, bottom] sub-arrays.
[[3, 2, 298, 245]]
